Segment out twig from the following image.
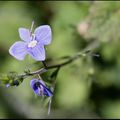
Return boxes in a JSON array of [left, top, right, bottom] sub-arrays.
[[18, 40, 100, 79], [18, 50, 89, 79]]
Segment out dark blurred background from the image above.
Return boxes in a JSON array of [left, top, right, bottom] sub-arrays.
[[0, 1, 120, 119]]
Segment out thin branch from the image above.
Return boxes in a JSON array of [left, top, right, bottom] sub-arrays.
[[18, 68, 47, 79], [47, 67, 60, 115], [42, 61, 48, 68], [18, 50, 89, 79], [18, 40, 100, 79]]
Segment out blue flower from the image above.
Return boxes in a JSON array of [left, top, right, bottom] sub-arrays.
[[9, 25, 52, 61], [5, 83, 10, 88], [30, 79, 53, 97]]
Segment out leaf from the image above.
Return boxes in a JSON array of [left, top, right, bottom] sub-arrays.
[[50, 67, 60, 80]]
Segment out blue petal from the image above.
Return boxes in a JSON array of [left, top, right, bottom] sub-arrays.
[[9, 41, 27, 60], [30, 79, 53, 96], [30, 79, 40, 96], [27, 44, 45, 61], [19, 28, 31, 42], [39, 81, 53, 97], [30, 79, 37, 89], [34, 25, 52, 45], [44, 87, 53, 97]]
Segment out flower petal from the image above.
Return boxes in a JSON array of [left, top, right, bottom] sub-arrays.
[[34, 25, 52, 45], [30, 79, 40, 96], [34, 88, 41, 96], [9, 41, 27, 60], [19, 28, 31, 42], [44, 87, 53, 97], [30, 79, 37, 89], [27, 45, 45, 61], [39, 81, 53, 96], [30, 79, 45, 89], [30, 79, 47, 96]]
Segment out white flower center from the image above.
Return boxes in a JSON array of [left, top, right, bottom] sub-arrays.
[[28, 40, 37, 48]]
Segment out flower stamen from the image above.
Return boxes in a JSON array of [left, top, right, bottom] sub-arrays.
[[28, 40, 37, 48]]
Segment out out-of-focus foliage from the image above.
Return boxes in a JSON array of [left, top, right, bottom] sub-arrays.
[[0, 1, 120, 119]]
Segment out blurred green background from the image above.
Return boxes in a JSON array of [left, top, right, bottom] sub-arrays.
[[0, 1, 120, 119]]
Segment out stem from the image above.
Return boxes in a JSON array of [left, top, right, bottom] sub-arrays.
[[18, 50, 90, 79], [47, 67, 60, 115], [19, 68, 47, 78], [18, 40, 100, 79], [42, 61, 48, 68]]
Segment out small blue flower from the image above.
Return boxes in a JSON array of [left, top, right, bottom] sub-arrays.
[[30, 79, 53, 97], [9, 25, 52, 61], [5, 83, 10, 88]]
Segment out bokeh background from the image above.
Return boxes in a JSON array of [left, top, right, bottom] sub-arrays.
[[0, 1, 120, 119]]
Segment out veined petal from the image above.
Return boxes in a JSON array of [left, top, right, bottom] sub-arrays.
[[30, 79, 46, 96], [30, 79, 37, 89], [9, 41, 27, 60], [30, 79, 45, 89], [39, 81, 53, 96], [27, 45, 45, 61], [30, 79, 53, 96], [19, 28, 31, 42], [34, 25, 52, 45], [30, 79, 39, 95], [44, 87, 53, 97]]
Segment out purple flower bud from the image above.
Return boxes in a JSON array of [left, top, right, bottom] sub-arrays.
[[30, 79, 53, 97]]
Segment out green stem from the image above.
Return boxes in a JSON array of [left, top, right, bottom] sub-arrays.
[[18, 37, 100, 79], [18, 50, 91, 79]]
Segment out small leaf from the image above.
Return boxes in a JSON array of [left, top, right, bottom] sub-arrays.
[[7, 71, 18, 80], [50, 67, 60, 80]]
